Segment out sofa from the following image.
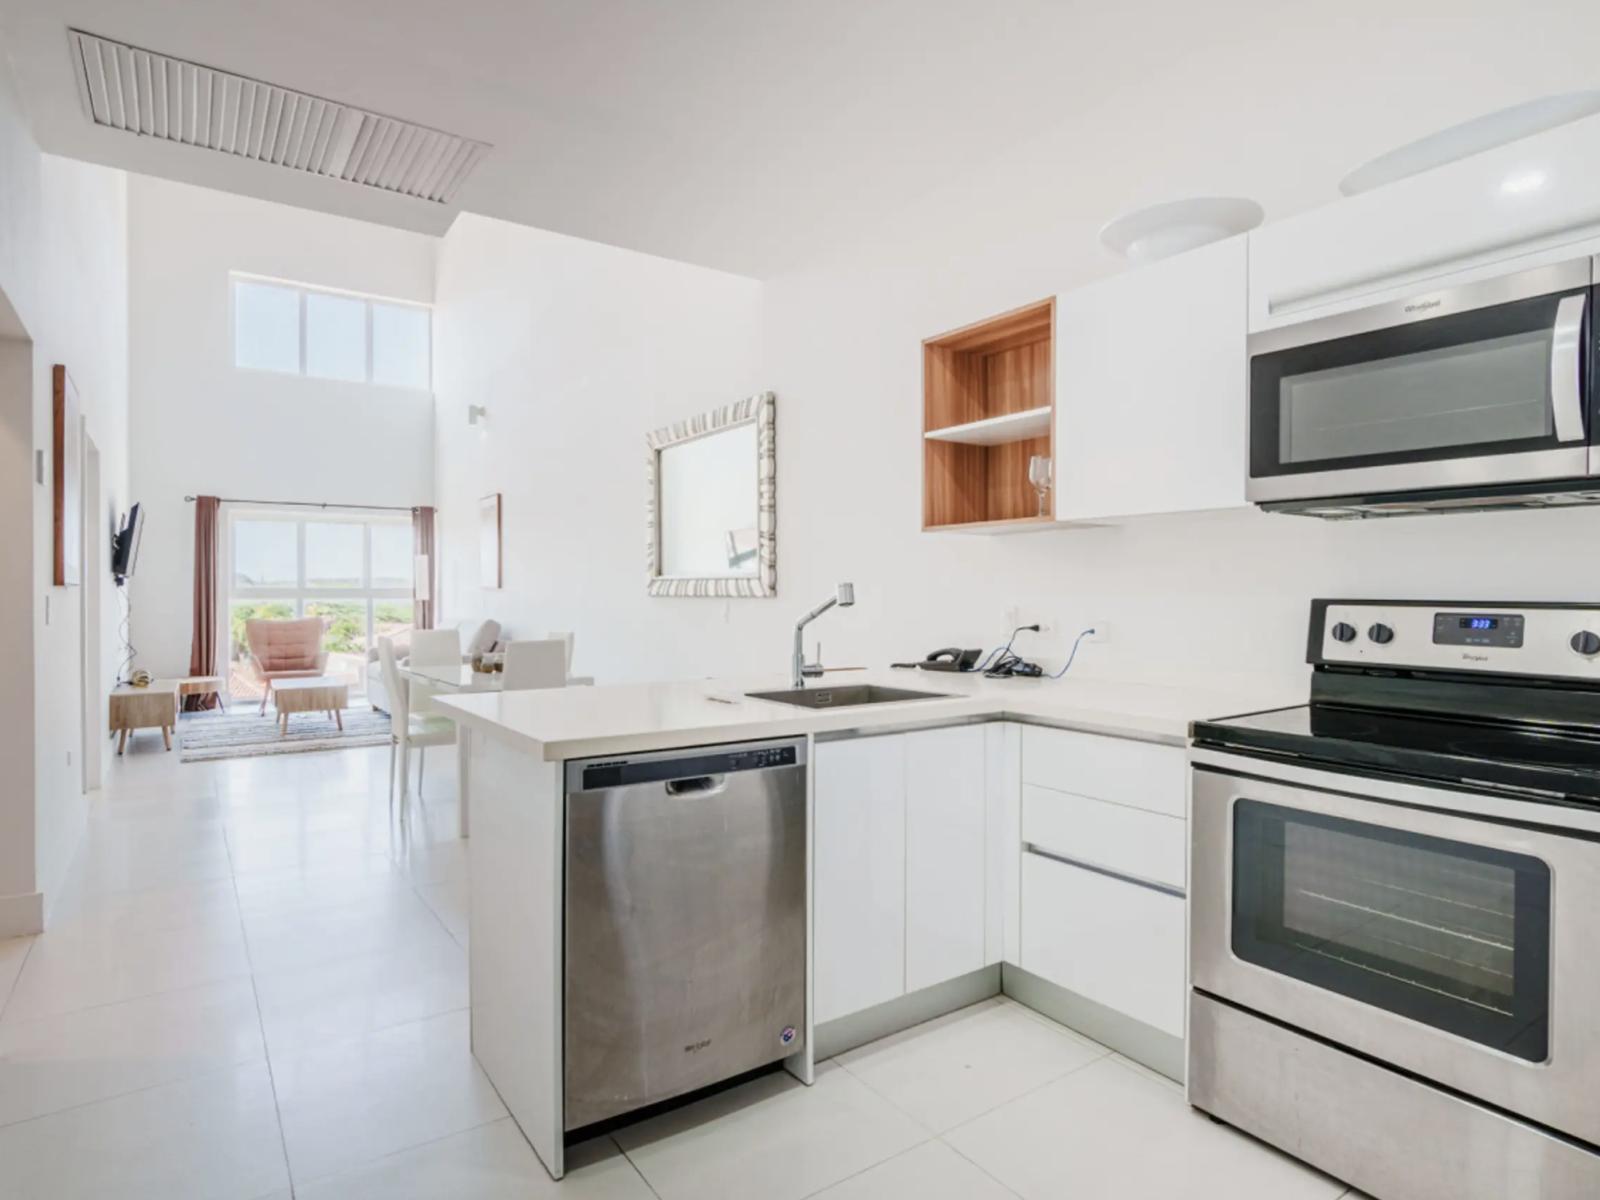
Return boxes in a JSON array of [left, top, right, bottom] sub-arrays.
[[366, 618, 504, 713]]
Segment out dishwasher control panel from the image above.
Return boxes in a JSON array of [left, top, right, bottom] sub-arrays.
[[570, 739, 804, 792]]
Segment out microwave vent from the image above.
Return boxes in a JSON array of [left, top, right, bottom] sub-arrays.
[[67, 29, 489, 204]]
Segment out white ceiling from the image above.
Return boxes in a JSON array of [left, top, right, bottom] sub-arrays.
[[3, 0, 1599, 278]]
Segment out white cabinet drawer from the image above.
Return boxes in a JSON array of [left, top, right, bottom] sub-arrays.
[[1021, 726, 1185, 818], [1020, 851, 1185, 1037], [1021, 784, 1185, 890]]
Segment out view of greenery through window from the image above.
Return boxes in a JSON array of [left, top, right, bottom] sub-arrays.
[[227, 514, 415, 702]]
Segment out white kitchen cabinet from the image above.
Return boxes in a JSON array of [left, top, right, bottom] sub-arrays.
[[1250, 111, 1600, 333], [1021, 725, 1186, 818], [1055, 234, 1247, 520], [813, 735, 907, 1025], [1021, 850, 1185, 1037], [904, 725, 988, 993], [1022, 784, 1186, 891]]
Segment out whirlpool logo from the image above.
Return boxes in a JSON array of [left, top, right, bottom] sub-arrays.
[[1404, 298, 1444, 314]]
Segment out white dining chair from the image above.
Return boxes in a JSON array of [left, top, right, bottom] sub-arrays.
[[545, 631, 576, 675], [378, 636, 456, 818], [502, 639, 569, 690], [405, 627, 463, 715], [408, 627, 463, 667]]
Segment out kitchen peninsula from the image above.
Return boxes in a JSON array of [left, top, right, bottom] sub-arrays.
[[435, 669, 1290, 1180]]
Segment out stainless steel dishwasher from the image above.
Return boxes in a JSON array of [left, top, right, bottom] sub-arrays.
[[563, 737, 807, 1130]]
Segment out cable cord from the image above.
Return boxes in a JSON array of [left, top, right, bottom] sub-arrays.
[[116, 584, 135, 684], [1047, 628, 1096, 678]]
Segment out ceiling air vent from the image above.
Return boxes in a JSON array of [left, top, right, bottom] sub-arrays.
[[67, 30, 490, 204]]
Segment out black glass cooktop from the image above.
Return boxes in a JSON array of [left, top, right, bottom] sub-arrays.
[[1193, 703, 1600, 805]]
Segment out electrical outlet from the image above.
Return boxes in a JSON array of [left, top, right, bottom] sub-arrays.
[[1084, 621, 1110, 644]]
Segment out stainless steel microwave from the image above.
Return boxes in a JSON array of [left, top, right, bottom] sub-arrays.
[[1247, 257, 1600, 517]]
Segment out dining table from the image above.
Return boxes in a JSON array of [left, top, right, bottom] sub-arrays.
[[397, 661, 595, 836]]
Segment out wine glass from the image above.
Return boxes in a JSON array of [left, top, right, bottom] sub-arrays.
[[1028, 455, 1053, 518]]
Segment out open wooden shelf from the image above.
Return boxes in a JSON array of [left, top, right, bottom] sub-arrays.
[[922, 298, 1054, 531], [925, 404, 1052, 447]]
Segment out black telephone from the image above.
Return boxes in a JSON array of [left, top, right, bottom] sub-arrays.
[[892, 647, 982, 672]]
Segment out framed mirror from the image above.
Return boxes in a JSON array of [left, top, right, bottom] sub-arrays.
[[646, 392, 775, 597]]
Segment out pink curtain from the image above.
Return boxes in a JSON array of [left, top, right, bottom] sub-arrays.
[[185, 496, 220, 711], [413, 505, 436, 630]]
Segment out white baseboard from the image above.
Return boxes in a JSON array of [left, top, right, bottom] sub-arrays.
[[0, 890, 43, 938]]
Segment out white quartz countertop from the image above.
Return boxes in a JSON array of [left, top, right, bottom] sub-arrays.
[[433, 667, 1299, 762]]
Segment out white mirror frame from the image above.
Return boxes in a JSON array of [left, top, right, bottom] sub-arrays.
[[646, 391, 776, 598]]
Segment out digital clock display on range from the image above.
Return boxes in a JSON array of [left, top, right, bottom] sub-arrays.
[[1433, 612, 1524, 648]]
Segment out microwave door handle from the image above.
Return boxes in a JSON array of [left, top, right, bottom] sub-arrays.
[[1550, 292, 1587, 442]]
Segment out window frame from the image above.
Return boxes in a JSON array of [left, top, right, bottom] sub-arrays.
[[229, 271, 432, 391], [223, 508, 417, 698]]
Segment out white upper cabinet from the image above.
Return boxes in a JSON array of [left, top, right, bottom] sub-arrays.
[[813, 735, 907, 1025], [1250, 112, 1600, 334], [904, 725, 988, 994], [1055, 235, 1247, 521]]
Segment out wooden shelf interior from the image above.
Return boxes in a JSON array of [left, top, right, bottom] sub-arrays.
[[923, 298, 1053, 529]]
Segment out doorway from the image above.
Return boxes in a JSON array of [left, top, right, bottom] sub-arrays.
[[80, 431, 102, 794]]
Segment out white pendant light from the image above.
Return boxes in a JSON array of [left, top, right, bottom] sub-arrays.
[[1340, 92, 1600, 197], [1099, 197, 1264, 264]]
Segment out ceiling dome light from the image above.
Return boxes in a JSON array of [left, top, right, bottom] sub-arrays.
[[1340, 92, 1600, 197], [1500, 170, 1548, 195], [1098, 197, 1264, 264]]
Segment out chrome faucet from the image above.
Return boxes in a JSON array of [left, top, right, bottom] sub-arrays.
[[792, 583, 855, 687]]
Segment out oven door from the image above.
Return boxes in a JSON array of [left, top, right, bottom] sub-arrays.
[[1247, 258, 1594, 503], [1191, 755, 1600, 1145]]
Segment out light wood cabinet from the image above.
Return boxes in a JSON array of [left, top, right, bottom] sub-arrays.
[[1054, 235, 1248, 521]]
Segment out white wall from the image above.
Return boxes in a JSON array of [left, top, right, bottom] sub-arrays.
[[0, 59, 129, 934], [432, 215, 763, 680], [434, 153, 1600, 701], [127, 175, 438, 677]]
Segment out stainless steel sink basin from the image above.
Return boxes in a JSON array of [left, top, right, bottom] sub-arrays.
[[745, 684, 952, 709]]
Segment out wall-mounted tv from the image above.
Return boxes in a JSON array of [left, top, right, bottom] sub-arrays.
[[112, 503, 143, 585]]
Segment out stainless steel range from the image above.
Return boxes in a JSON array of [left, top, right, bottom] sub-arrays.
[[1188, 599, 1600, 1200]]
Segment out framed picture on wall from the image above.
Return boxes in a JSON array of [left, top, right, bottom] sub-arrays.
[[53, 365, 82, 587], [479, 493, 502, 589]]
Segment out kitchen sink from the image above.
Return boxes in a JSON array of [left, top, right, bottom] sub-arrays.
[[745, 684, 953, 709]]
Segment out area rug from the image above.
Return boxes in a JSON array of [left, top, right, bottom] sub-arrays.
[[179, 707, 392, 762]]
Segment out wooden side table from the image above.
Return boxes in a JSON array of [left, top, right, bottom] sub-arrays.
[[271, 677, 349, 735], [173, 675, 226, 712], [109, 681, 179, 754]]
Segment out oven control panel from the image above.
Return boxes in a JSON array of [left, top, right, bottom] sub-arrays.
[[1310, 600, 1600, 680]]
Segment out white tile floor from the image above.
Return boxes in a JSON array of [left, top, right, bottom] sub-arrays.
[[0, 732, 1368, 1199]]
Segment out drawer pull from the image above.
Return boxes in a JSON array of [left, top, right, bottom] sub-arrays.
[[1023, 844, 1186, 900]]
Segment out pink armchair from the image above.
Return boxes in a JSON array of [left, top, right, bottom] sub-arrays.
[[245, 617, 329, 714]]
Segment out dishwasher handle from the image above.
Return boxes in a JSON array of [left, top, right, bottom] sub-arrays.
[[664, 774, 729, 798]]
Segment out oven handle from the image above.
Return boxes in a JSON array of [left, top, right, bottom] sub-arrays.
[[1551, 291, 1587, 443]]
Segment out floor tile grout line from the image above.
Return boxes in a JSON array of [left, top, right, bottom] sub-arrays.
[[0, 1056, 269, 1134], [935, 1133, 1028, 1199], [831, 1024, 1115, 1142], [285, 1114, 526, 1194], [224, 811, 299, 1199], [790, 1133, 938, 1200], [0, 937, 36, 1025], [613, 1133, 667, 1199], [0, 970, 258, 1030]]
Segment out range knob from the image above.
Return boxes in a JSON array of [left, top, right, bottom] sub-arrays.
[[1331, 622, 1358, 643], [1368, 623, 1396, 645], [1573, 630, 1600, 657]]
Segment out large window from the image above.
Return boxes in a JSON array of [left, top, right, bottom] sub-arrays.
[[232, 274, 431, 390], [228, 511, 415, 700]]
